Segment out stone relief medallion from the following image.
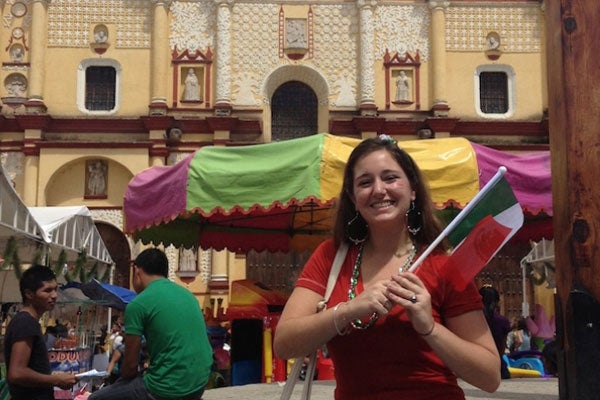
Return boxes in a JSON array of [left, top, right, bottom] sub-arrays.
[[11, 2, 28, 18]]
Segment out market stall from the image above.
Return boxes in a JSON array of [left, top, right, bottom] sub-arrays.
[[124, 133, 553, 253], [1, 166, 115, 399], [49, 288, 108, 400]]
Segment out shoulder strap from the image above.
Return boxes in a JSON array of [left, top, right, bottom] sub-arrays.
[[279, 243, 349, 400], [324, 242, 349, 303]]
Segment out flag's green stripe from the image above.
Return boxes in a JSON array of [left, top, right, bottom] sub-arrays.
[[447, 177, 518, 247]]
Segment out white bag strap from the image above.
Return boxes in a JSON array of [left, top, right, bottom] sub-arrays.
[[324, 242, 348, 302], [279, 243, 349, 400]]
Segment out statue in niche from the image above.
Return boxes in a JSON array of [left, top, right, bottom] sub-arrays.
[[395, 71, 410, 102], [182, 68, 201, 101], [10, 45, 24, 63], [86, 160, 107, 197], [179, 248, 197, 272], [285, 19, 307, 49], [486, 32, 500, 50], [5, 74, 27, 97], [94, 27, 108, 44]]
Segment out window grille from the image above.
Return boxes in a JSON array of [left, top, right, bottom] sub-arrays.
[[85, 66, 116, 111], [271, 81, 317, 141], [479, 71, 508, 114]]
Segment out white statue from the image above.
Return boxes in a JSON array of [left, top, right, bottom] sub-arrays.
[[183, 68, 201, 101], [87, 161, 107, 196], [395, 71, 409, 102], [94, 28, 108, 44], [10, 45, 24, 63], [487, 33, 500, 50], [286, 19, 307, 49], [6, 75, 27, 97]]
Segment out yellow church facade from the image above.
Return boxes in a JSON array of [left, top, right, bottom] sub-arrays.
[[0, 0, 549, 317]]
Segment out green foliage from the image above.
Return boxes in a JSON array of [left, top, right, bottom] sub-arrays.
[[88, 262, 99, 281], [100, 265, 111, 282], [76, 249, 87, 282], [53, 250, 68, 280], [2, 236, 22, 279]]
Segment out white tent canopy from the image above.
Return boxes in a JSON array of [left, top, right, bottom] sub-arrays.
[[0, 167, 48, 264], [1, 166, 113, 303], [29, 206, 113, 268]]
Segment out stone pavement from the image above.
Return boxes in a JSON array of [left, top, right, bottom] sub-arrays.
[[202, 377, 559, 400]]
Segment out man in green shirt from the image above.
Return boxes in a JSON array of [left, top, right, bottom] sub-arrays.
[[90, 248, 213, 400]]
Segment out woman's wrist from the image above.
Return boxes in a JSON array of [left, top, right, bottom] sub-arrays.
[[417, 322, 436, 337], [333, 302, 351, 336]]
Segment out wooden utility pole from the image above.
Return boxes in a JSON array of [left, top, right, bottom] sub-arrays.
[[546, 1, 600, 399]]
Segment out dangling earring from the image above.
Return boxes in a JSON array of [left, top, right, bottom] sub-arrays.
[[346, 212, 368, 244], [406, 201, 422, 236]]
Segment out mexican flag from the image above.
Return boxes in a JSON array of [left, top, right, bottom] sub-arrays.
[[409, 166, 524, 289]]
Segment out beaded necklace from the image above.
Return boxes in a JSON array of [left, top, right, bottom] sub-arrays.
[[348, 242, 417, 330]]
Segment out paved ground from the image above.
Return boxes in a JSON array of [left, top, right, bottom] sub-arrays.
[[202, 377, 559, 400]]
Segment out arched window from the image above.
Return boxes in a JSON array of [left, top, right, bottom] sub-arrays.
[[271, 81, 317, 141]]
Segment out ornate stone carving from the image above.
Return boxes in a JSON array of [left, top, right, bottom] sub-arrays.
[[48, 0, 151, 48], [170, 1, 216, 53], [358, 1, 376, 106], [199, 249, 211, 283], [446, 5, 542, 53], [375, 4, 430, 62], [215, 0, 233, 106], [4, 73, 27, 97], [89, 209, 123, 232], [0, 152, 24, 181]]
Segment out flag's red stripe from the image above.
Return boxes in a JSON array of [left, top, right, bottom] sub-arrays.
[[445, 215, 512, 290]]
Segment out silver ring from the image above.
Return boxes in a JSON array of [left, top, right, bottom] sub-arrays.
[[410, 294, 417, 304]]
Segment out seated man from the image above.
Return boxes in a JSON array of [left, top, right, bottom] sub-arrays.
[[89, 248, 213, 400]]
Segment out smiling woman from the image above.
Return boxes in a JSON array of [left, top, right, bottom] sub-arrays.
[[274, 135, 502, 399]]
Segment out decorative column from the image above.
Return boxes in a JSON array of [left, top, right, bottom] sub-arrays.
[[209, 250, 229, 292], [214, 0, 234, 115], [25, 0, 49, 114], [356, 0, 378, 116], [16, 115, 50, 206], [429, 1, 450, 116], [149, 0, 172, 115], [22, 142, 40, 206]]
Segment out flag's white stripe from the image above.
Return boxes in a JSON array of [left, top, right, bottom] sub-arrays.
[[493, 202, 524, 231], [491, 202, 524, 252]]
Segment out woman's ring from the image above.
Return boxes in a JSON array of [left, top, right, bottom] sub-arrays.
[[410, 294, 417, 304], [384, 300, 392, 309]]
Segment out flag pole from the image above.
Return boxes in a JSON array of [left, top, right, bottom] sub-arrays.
[[406, 166, 507, 273]]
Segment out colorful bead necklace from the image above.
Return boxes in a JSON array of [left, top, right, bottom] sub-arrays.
[[348, 242, 417, 330]]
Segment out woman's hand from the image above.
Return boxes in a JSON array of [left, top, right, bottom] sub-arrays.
[[346, 279, 395, 321], [386, 272, 435, 335]]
